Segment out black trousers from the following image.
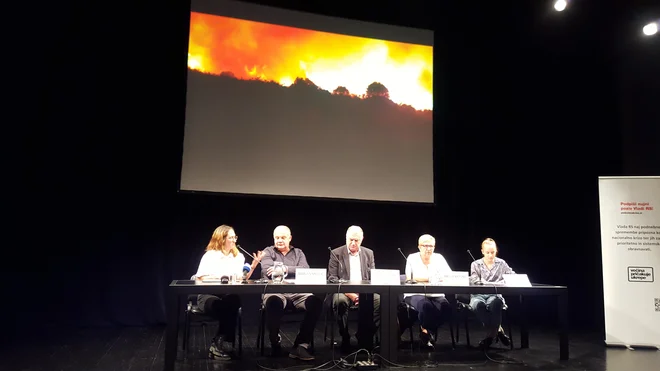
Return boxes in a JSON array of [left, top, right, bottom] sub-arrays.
[[332, 293, 381, 345], [201, 294, 241, 342], [404, 295, 451, 333]]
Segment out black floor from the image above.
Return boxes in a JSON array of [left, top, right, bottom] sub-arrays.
[[2, 322, 659, 371]]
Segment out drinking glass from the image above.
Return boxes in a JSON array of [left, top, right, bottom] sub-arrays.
[[272, 262, 285, 283]]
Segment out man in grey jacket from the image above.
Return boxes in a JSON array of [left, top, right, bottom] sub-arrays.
[[327, 225, 380, 351]]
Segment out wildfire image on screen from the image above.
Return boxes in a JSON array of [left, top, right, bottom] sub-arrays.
[[187, 12, 433, 111], [181, 11, 434, 203]]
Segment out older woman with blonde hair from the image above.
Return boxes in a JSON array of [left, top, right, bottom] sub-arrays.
[[193, 225, 263, 359], [401, 234, 453, 349]]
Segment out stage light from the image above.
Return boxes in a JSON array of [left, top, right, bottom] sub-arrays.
[[642, 22, 658, 36], [554, 0, 567, 12]]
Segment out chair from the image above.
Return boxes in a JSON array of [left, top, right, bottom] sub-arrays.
[[323, 295, 380, 350], [182, 294, 243, 357], [255, 302, 315, 355], [454, 294, 514, 350], [397, 275, 456, 350], [401, 300, 456, 350]]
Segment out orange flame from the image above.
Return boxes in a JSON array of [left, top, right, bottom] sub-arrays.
[[188, 12, 433, 111]]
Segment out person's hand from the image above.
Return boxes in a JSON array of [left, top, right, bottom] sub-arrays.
[[251, 251, 264, 267], [345, 293, 359, 304], [266, 266, 274, 276]]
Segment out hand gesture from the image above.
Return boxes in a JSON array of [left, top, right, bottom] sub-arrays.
[[266, 264, 287, 277], [251, 250, 264, 267]]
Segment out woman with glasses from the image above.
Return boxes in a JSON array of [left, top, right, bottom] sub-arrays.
[[401, 234, 453, 349], [193, 225, 263, 359]]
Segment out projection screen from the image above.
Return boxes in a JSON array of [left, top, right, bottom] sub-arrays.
[[180, 0, 435, 203]]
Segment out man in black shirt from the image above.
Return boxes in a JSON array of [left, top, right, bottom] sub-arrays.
[[261, 225, 322, 360]]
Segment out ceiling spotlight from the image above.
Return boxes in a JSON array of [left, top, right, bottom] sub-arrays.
[[554, 0, 567, 12], [642, 22, 658, 36]]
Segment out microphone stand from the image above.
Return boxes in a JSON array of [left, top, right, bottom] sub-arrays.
[[397, 248, 417, 284], [241, 268, 250, 284], [328, 247, 348, 283], [467, 249, 484, 285], [236, 244, 255, 259]]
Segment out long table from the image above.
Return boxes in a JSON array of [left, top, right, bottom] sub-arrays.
[[164, 280, 567, 371]]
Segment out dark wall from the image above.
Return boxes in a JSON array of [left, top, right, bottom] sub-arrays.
[[7, 0, 657, 341], [616, 10, 660, 175]]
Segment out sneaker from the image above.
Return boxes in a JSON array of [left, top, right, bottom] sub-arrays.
[[289, 344, 314, 361], [208, 342, 230, 360]]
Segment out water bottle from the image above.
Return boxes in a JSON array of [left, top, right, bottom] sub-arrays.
[[272, 262, 285, 283]]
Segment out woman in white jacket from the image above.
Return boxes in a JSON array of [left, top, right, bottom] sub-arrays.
[[193, 225, 263, 359], [402, 234, 453, 349]]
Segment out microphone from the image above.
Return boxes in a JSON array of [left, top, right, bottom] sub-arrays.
[[397, 248, 417, 284], [242, 263, 251, 283], [328, 246, 347, 283], [236, 244, 255, 260], [467, 249, 484, 285]]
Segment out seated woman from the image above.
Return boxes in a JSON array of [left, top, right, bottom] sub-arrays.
[[402, 234, 453, 349], [469, 237, 513, 348], [193, 224, 263, 359]]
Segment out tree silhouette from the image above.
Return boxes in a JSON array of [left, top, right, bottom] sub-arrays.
[[365, 82, 389, 99], [292, 77, 318, 89], [333, 86, 350, 96], [219, 71, 236, 79]]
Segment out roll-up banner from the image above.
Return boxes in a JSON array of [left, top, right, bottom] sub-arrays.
[[598, 176, 660, 349]]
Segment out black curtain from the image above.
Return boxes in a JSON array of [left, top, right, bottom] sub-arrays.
[[8, 0, 656, 342]]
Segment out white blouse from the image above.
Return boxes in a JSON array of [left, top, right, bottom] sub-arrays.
[[193, 250, 245, 279], [404, 252, 452, 298]]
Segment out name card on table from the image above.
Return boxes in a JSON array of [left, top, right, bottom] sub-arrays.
[[503, 273, 532, 287], [441, 271, 470, 286], [370, 269, 401, 285], [295, 268, 327, 285]]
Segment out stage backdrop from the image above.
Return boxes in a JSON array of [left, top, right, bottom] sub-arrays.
[[598, 176, 660, 348]]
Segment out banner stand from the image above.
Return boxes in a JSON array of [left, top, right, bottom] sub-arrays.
[[598, 176, 660, 350]]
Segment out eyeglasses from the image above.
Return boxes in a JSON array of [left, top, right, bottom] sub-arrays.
[[419, 244, 435, 248], [227, 235, 238, 241]]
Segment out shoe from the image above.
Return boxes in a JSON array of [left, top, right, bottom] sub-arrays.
[[208, 338, 230, 360], [497, 331, 511, 347], [289, 344, 315, 361]]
